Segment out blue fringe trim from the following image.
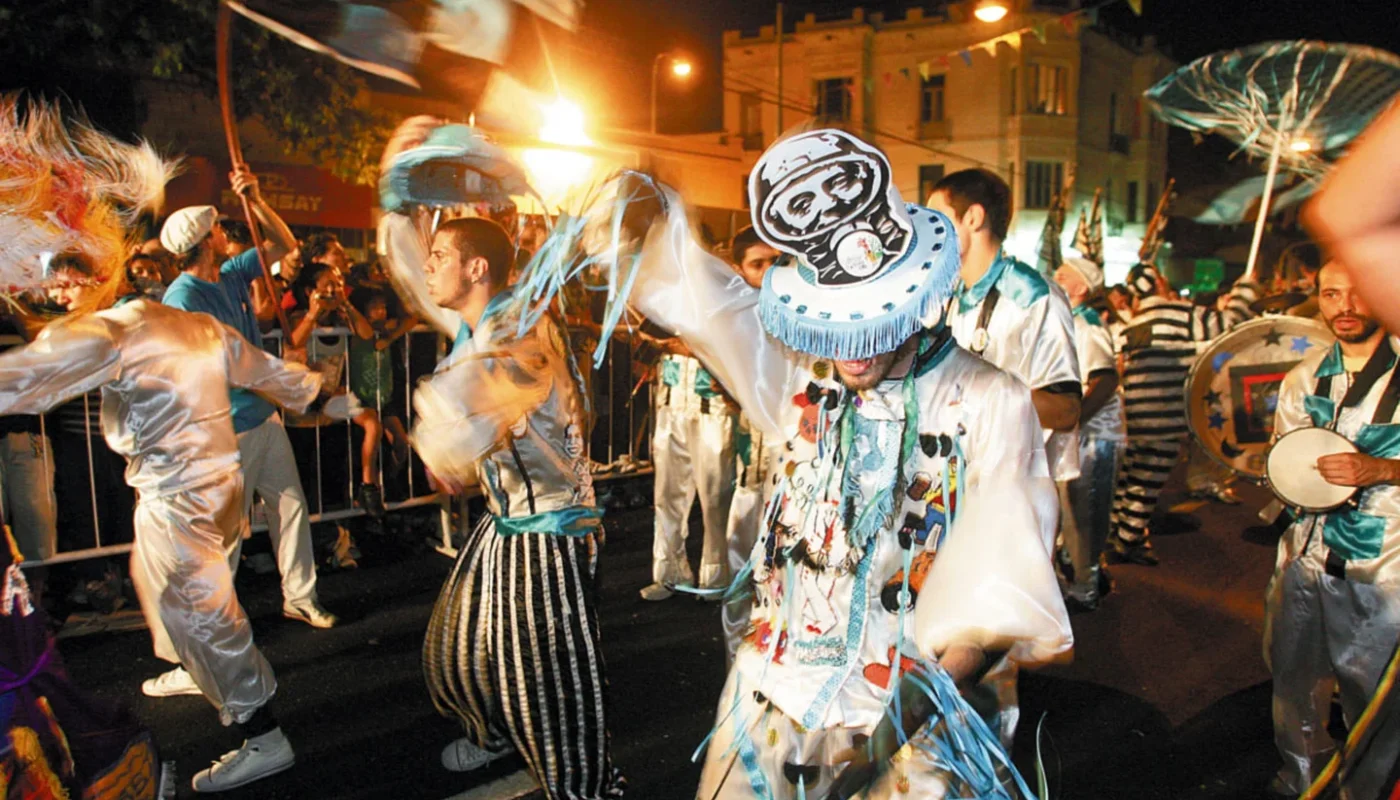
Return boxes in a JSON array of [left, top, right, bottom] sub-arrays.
[[758, 275, 951, 362]]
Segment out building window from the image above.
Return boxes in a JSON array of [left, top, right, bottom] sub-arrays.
[[1010, 67, 1018, 116], [1127, 180, 1139, 223], [919, 164, 946, 205], [740, 92, 763, 150], [920, 75, 945, 123], [813, 77, 852, 123], [1109, 93, 1118, 135], [1147, 181, 1159, 217], [1024, 161, 1063, 209], [1026, 64, 1068, 115]]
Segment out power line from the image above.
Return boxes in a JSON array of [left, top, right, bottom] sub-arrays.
[[721, 73, 1013, 176]]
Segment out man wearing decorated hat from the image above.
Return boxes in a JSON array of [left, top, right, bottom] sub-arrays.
[[609, 129, 1072, 798], [1111, 261, 1258, 565], [1054, 257, 1125, 611]]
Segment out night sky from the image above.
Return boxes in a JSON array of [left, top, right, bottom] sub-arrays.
[[577, 0, 1400, 134]]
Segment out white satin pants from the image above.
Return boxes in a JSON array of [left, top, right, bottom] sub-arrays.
[[129, 472, 276, 726], [651, 405, 735, 588], [721, 483, 762, 663]]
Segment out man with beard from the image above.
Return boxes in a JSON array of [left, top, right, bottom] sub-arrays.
[[1265, 259, 1400, 799], [617, 129, 1071, 798]]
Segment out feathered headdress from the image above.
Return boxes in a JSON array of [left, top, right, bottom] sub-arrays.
[[0, 95, 177, 302]]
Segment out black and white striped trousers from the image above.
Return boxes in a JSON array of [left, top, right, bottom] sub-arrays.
[[424, 515, 624, 799], [1111, 435, 1185, 543]]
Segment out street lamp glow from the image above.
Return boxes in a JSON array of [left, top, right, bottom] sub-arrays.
[[974, 2, 1009, 22], [671, 60, 693, 78], [523, 98, 594, 205], [1289, 139, 1313, 153]]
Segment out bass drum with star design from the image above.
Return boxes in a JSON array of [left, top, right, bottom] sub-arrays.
[[1186, 316, 1335, 480]]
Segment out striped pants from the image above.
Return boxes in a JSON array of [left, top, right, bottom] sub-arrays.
[[424, 516, 624, 799], [1111, 434, 1184, 543]]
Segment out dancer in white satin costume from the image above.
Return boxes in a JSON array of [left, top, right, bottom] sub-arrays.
[[617, 130, 1072, 799], [0, 263, 319, 792], [1265, 261, 1400, 799], [377, 119, 623, 799], [642, 348, 738, 600], [720, 226, 782, 661]]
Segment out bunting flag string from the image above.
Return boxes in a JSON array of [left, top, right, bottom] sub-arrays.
[[916, 0, 1143, 76]]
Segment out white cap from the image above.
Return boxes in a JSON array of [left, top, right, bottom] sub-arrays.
[[159, 205, 218, 255], [1062, 256, 1104, 293]]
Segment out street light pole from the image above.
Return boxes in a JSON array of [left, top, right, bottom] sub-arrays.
[[651, 53, 665, 135]]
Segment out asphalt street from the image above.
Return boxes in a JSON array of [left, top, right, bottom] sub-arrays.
[[56, 470, 1287, 799]]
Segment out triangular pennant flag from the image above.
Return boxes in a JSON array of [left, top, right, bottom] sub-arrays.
[[1031, 23, 1047, 44], [1060, 12, 1079, 33], [1004, 33, 1022, 52], [1127, 0, 1143, 15], [918, 61, 931, 81], [900, 67, 911, 79], [979, 39, 999, 57], [883, 72, 892, 85], [958, 49, 973, 67], [938, 54, 951, 69], [1086, 8, 1099, 24]]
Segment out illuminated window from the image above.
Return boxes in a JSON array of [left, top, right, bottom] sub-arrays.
[[1026, 64, 1068, 116], [920, 74, 946, 123], [1024, 161, 1063, 209], [813, 77, 852, 123]]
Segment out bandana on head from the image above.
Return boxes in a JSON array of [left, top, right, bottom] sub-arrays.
[[750, 129, 961, 361]]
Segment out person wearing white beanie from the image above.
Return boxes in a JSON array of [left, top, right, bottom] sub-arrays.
[[1053, 257, 1123, 609]]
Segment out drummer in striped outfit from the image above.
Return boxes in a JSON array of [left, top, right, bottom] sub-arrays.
[[1111, 262, 1258, 565], [1266, 259, 1400, 799]]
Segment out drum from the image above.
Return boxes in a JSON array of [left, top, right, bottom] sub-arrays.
[[1186, 316, 1335, 480], [1266, 427, 1359, 512]]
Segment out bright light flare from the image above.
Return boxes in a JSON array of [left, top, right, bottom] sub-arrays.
[[672, 60, 693, 78], [522, 98, 595, 205], [974, 2, 1008, 22], [1289, 139, 1313, 153]]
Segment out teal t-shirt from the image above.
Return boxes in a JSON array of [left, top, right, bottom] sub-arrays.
[[162, 249, 275, 433]]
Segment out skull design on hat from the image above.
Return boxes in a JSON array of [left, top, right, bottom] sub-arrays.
[[751, 130, 913, 287]]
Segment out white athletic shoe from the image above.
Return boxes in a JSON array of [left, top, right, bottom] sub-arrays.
[[191, 728, 295, 792], [441, 737, 513, 772], [283, 600, 338, 629], [638, 582, 675, 601], [142, 666, 202, 698]]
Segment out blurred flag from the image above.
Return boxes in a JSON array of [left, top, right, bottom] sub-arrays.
[[1036, 183, 1068, 276], [226, 0, 580, 109], [1072, 188, 1104, 267], [1138, 177, 1175, 264]]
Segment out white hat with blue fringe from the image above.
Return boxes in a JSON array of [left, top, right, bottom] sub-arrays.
[[751, 129, 961, 361]]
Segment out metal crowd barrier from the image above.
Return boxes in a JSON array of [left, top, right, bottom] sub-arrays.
[[10, 318, 655, 567]]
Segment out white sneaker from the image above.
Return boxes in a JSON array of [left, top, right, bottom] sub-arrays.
[[192, 728, 295, 792], [142, 666, 202, 698], [441, 736, 513, 772], [639, 582, 675, 601], [283, 600, 338, 629]]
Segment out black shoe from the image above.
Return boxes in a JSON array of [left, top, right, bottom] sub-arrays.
[[1064, 594, 1099, 614], [1107, 536, 1159, 567], [357, 484, 386, 519]]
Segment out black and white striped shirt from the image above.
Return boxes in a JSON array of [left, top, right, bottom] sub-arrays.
[[1117, 283, 1259, 438]]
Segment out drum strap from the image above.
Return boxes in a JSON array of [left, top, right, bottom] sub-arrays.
[[969, 286, 1001, 355], [1313, 338, 1400, 425]]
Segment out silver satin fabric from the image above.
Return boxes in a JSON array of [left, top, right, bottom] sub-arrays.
[[946, 268, 1083, 483], [652, 354, 736, 588], [721, 416, 780, 663], [381, 214, 594, 516], [1267, 336, 1400, 793], [0, 301, 320, 724], [621, 188, 1070, 793]]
